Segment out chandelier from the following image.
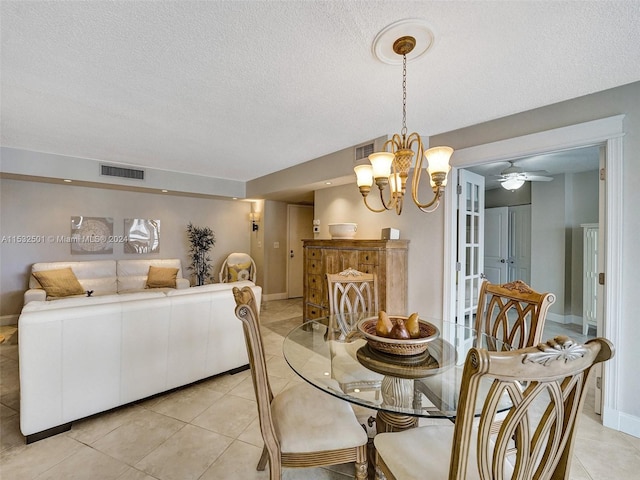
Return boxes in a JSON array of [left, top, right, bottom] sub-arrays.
[[354, 31, 453, 215]]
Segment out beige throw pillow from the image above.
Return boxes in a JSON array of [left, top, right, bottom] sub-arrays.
[[32, 267, 85, 298], [146, 266, 178, 288]]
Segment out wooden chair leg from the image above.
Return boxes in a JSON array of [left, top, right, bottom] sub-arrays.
[[257, 446, 269, 471], [355, 459, 368, 480]]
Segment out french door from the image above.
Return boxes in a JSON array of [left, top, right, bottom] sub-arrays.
[[455, 170, 485, 351]]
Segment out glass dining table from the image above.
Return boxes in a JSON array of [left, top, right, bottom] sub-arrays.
[[283, 313, 511, 433]]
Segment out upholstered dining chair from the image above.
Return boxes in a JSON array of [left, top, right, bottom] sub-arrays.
[[232, 286, 368, 480], [475, 279, 556, 351], [374, 335, 614, 480], [219, 252, 256, 283]]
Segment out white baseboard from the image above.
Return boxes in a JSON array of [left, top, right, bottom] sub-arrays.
[[0, 314, 18, 327], [603, 406, 640, 439], [546, 312, 572, 325], [262, 292, 289, 302]]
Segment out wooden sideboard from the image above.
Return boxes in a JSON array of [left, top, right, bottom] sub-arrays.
[[302, 239, 409, 322]]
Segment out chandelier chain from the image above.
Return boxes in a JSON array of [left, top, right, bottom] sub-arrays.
[[401, 53, 407, 137]]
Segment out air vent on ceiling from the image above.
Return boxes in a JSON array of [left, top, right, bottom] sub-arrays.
[[354, 142, 375, 164], [100, 164, 145, 180]]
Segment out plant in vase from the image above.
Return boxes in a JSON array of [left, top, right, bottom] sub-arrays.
[[186, 222, 216, 286]]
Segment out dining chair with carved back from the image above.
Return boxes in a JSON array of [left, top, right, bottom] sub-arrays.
[[326, 268, 383, 408], [374, 335, 614, 480], [475, 279, 556, 351], [232, 286, 368, 480], [326, 268, 379, 324]]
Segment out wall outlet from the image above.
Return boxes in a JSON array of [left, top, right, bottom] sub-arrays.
[[273, 242, 280, 248]]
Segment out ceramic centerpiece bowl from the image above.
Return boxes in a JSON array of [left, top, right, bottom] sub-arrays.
[[328, 223, 358, 239], [357, 316, 440, 356]]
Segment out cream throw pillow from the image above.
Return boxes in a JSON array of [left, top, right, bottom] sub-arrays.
[[146, 266, 178, 288], [227, 261, 252, 282], [32, 267, 85, 298]]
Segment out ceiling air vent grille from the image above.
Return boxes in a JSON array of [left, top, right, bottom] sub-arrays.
[[354, 142, 375, 164], [100, 164, 145, 180]]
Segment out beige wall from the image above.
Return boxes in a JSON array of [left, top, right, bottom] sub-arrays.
[[314, 182, 446, 322], [262, 200, 289, 299], [0, 178, 252, 317]]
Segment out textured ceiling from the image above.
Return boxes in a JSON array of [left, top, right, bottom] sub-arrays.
[[2, 1, 640, 183]]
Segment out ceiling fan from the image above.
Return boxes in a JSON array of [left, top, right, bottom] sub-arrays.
[[496, 161, 553, 190]]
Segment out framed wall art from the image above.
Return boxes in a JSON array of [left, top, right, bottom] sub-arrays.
[[70, 216, 114, 255], [124, 219, 160, 254]]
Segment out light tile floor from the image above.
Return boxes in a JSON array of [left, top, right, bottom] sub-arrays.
[[1, 302, 639, 479]]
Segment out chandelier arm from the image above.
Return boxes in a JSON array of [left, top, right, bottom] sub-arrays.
[[409, 138, 442, 210], [417, 193, 442, 213], [362, 195, 389, 213], [378, 184, 399, 211]]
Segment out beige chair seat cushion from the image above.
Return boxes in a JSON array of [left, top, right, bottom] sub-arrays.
[[272, 383, 367, 453], [374, 424, 514, 480]]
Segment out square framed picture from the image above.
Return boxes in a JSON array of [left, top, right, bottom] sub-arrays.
[[124, 219, 160, 254]]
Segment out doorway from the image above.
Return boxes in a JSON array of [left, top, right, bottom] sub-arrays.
[[484, 205, 531, 285], [443, 115, 624, 432], [287, 205, 314, 298]]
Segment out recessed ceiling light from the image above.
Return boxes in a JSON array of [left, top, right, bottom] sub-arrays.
[[325, 181, 332, 185], [161, 189, 168, 193], [63, 179, 72, 183]]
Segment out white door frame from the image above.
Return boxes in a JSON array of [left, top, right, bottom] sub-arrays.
[[442, 114, 625, 432]]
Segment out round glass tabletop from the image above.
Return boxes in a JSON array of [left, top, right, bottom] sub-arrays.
[[283, 313, 511, 420]]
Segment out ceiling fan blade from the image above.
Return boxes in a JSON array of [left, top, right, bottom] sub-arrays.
[[522, 169, 550, 176], [522, 174, 553, 182]]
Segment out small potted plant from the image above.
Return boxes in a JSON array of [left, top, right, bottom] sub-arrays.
[[186, 222, 216, 286]]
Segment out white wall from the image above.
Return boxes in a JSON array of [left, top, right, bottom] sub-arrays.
[[570, 170, 599, 316], [530, 175, 569, 318], [0, 178, 252, 317], [314, 181, 446, 322]]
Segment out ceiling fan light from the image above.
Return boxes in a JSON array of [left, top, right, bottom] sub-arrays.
[[502, 178, 525, 190]]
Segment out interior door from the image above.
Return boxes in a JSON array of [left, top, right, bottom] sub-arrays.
[[287, 205, 314, 298], [508, 205, 531, 284], [484, 207, 508, 284], [456, 170, 485, 335]]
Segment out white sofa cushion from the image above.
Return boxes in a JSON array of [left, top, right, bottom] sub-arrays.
[[29, 260, 117, 295], [165, 280, 255, 297], [116, 259, 186, 291], [21, 292, 167, 312]]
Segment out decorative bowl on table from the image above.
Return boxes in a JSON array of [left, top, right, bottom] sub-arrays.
[[328, 223, 358, 239], [357, 316, 440, 356]]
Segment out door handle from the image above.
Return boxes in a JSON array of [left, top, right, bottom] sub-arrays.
[[500, 259, 506, 263]]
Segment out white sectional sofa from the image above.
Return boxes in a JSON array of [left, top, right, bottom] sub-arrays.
[[25, 258, 191, 304], [18, 273, 260, 443]]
